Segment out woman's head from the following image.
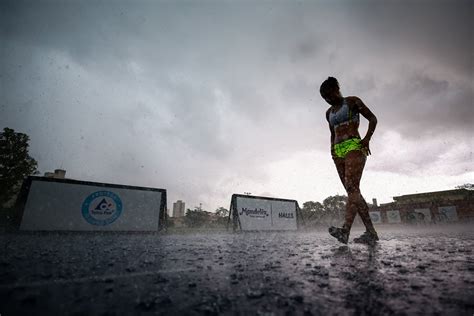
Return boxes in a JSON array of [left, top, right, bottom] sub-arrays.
[[320, 77, 341, 104]]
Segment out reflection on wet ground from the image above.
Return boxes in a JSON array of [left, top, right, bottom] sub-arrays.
[[1, 225, 473, 315]]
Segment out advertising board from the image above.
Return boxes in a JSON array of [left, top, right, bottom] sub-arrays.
[[413, 208, 432, 223], [18, 177, 166, 231], [438, 206, 458, 222], [387, 210, 401, 223], [231, 194, 298, 231], [369, 211, 382, 224]]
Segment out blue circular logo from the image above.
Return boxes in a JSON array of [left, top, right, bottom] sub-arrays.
[[82, 191, 123, 226]]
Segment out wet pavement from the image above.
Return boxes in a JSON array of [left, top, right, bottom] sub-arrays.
[[1, 225, 473, 315]]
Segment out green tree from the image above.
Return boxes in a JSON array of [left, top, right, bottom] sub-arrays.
[[215, 207, 229, 217], [184, 207, 211, 228], [322, 195, 347, 224], [301, 201, 325, 226], [214, 207, 229, 226], [302, 201, 324, 213], [0, 127, 39, 206]]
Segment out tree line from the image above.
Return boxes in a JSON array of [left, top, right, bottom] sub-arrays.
[[0, 128, 38, 208], [299, 195, 348, 227]]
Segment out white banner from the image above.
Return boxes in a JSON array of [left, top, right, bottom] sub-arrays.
[[387, 210, 401, 223], [235, 196, 297, 231], [413, 208, 432, 223], [438, 206, 458, 222], [369, 211, 382, 224], [20, 179, 163, 231]]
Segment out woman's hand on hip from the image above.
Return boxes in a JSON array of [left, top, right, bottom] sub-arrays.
[[361, 138, 371, 156]]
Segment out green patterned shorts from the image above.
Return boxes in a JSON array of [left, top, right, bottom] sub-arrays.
[[333, 138, 363, 159]]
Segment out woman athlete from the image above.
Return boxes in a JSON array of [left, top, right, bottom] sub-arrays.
[[320, 77, 379, 245]]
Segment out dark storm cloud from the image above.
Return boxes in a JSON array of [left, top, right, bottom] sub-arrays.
[[342, 0, 473, 78], [385, 71, 472, 134]]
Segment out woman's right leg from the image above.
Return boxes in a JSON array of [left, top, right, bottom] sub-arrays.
[[341, 150, 366, 232], [343, 151, 377, 235]]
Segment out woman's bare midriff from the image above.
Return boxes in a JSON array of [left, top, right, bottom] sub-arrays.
[[334, 122, 361, 144]]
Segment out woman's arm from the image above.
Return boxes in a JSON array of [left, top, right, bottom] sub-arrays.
[[326, 108, 336, 158], [353, 97, 377, 149]]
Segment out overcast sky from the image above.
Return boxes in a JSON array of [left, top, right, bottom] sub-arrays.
[[1, 0, 473, 212]]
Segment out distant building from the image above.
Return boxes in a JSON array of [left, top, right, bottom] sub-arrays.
[[173, 200, 186, 217], [369, 189, 474, 224], [44, 169, 66, 179]]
